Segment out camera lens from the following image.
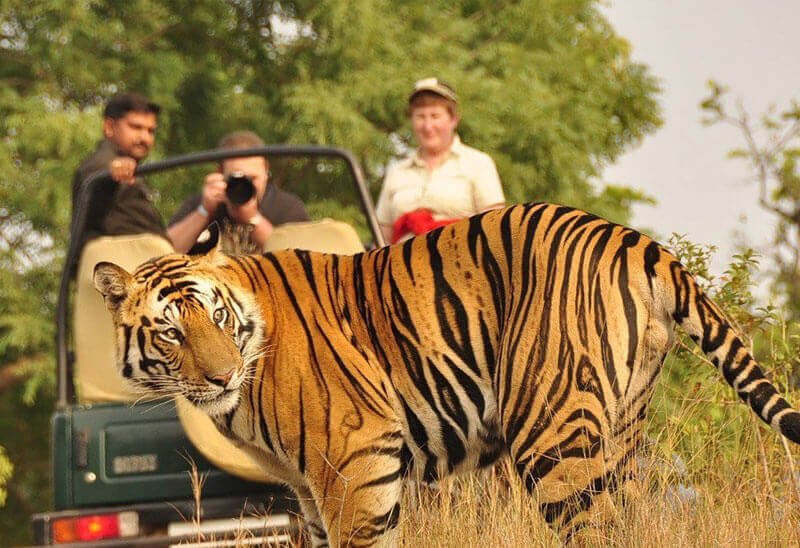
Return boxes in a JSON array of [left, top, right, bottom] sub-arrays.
[[225, 171, 256, 205]]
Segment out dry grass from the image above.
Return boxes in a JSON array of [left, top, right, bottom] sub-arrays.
[[189, 441, 799, 547], [396, 459, 800, 547], [391, 400, 800, 547], [186, 404, 800, 546]]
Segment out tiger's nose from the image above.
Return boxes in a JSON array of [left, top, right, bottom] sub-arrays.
[[205, 369, 234, 387]]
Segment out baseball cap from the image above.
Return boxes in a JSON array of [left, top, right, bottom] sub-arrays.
[[409, 77, 458, 104]]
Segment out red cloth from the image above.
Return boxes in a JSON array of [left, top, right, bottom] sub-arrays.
[[391, 208, 460, 244]]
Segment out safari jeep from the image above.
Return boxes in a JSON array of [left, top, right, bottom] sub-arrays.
[[31, 146, 385, 546]]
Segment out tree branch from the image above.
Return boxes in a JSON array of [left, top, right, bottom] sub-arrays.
[[729, 100, 798, 222]]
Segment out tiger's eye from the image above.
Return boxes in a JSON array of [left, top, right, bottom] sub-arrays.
[[213, 307, 227, 325], [162, 327, 181, 343]]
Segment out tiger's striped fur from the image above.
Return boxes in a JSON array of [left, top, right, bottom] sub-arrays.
[[95, 203, 800, 545]]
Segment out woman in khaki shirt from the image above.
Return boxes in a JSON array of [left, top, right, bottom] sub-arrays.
[[375, 78, 506, 243]]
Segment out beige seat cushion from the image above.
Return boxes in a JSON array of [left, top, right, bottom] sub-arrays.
[[175, 397, 279, 483], [179, 218, 365, 483], [263, 218, 365, 254], [74, 234, 174, 403]]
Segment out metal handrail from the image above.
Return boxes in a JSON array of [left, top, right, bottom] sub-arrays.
[[56, 145, 384, 407]]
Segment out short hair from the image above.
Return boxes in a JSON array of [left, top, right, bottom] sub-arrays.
[[217, 130, 265, 149], [217, 131, 268, 168], [103, 92, 161, 119], [408, 91, 458, 118]]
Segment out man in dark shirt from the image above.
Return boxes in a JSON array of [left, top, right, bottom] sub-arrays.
[[72, 92, 166, 244], [168, 130, 309, 254]]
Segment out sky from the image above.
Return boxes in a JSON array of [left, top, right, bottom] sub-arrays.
[[601, 1, 800, 287]]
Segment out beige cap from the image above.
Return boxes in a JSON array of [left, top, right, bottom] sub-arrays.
[[409, 77, 458, 104]]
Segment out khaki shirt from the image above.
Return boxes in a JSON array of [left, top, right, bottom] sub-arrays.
[[375, 136, 505, 227]]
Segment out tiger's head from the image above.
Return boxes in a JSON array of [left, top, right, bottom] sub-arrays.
[[93, 251, 265, 417]]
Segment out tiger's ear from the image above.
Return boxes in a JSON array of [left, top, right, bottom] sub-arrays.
[[93, 262, 133, 312], [189, 221, 221, 257]]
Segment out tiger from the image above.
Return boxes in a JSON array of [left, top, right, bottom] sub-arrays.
[[94, 202, 800, 546]]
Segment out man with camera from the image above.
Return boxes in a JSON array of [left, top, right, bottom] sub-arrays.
[[167, 130, 309, 254]]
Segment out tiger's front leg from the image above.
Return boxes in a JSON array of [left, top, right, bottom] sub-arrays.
[[294, 485, 330, 547], [305, 431, 405, 547]]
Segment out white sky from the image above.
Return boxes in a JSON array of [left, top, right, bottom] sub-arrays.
[[601, 1, 800, 284]]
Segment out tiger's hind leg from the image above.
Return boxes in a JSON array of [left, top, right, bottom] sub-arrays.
[[512, 427, 623, 541], [503, 378, 636, 543], [306, 432, 404, 547], [508, 361, 660, 541], [536, 443, 642, 543]]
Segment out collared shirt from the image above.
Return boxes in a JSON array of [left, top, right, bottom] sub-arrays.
[[375, 135, 505, 227]]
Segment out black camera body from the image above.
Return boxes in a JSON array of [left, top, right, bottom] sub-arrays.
[[225, 171, 256, 205]]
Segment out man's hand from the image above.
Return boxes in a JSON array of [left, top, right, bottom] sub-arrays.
[[227, 196, 273, 246], [226, 195, 261, 225], [109, 157, 137, 185], [202, 173, 228, 216]]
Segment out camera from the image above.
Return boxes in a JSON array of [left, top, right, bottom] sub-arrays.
[[225, 171, 256, 205]]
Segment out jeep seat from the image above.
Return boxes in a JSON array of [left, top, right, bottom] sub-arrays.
[[177, 218, 366, 483], [262, 217, 366, 254], [74, 234, 174, 402]]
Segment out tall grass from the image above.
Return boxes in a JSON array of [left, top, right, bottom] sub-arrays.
[[202, 375, 800, 547], [205, 424, 799, 547], [396, 409, 800, 547]]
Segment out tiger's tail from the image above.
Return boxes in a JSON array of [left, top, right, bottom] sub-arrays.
[[668, 261, 800, 444]]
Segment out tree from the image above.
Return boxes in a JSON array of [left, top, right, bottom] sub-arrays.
[[701, 81, 800, 317], [0, 0, 661, 539]]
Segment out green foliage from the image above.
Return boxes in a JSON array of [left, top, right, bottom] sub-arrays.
[[0, 384, 55, 546], [586, 184, 656, 226], [3, 0, 663, 211], [0, 447, 11, 507]]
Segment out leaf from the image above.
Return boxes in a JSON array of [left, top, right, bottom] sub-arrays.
[[726, 148, 750, 160]]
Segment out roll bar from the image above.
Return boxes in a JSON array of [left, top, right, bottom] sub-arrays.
[[57, 145, 384, 407]]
